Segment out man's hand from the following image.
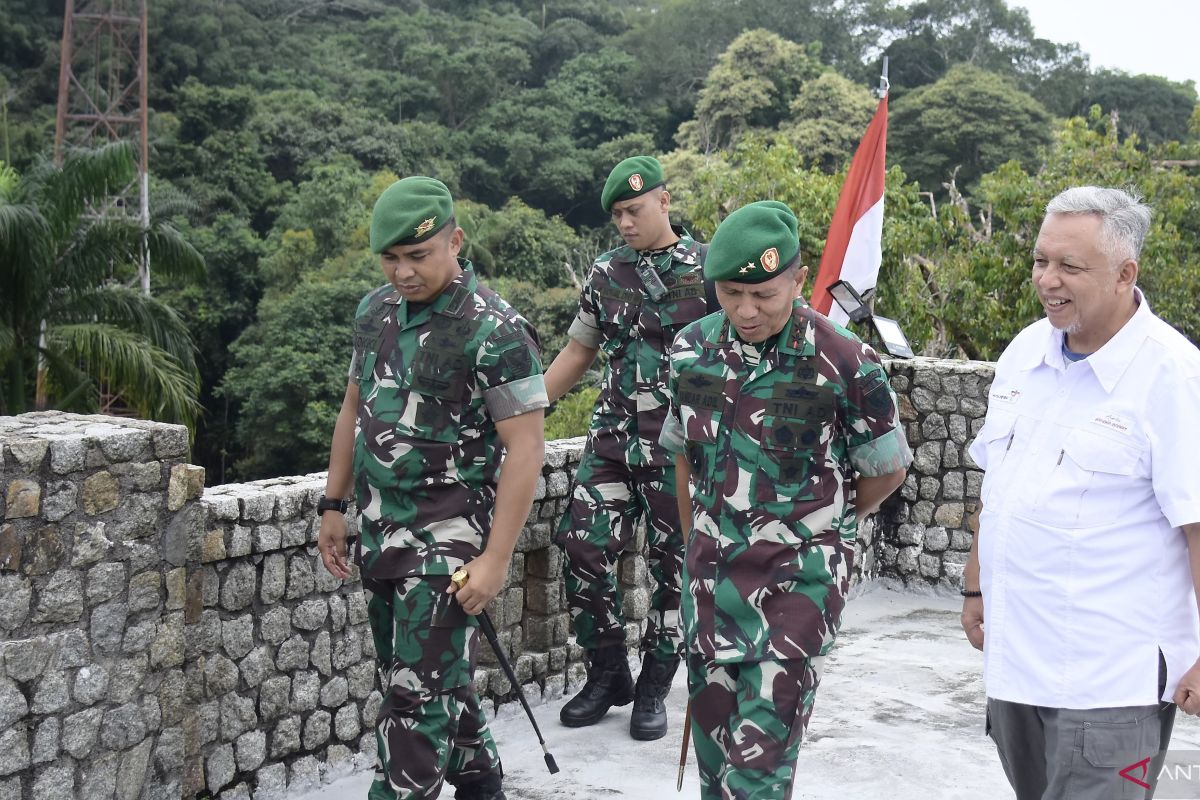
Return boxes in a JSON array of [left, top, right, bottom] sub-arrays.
[[1174, 659, 1200, 715], [961, 596, 985, 651], [317, 512, 352, 580], [447, 552, 508, 615]]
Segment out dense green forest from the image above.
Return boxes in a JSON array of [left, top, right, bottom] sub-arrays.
[[1, 0, 1198, 483]]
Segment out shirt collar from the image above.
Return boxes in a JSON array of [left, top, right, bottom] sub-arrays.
[[1025, 287, 1151, 393], [614, 225, 700, 267], [704, 298, 815, 358], [383, 259, 477, 320]]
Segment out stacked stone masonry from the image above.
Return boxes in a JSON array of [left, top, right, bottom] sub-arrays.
[[0, 357, 992, 798]]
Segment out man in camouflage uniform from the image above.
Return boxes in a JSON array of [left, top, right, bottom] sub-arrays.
[[317, 176, 548, 800], [659, 201, 911, 799], [545, 156, 712, 740]]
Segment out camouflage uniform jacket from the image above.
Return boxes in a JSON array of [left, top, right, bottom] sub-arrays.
[[567, 227, 709, 468], [349, 262, 548, 580], [660, 300, 911, 664]]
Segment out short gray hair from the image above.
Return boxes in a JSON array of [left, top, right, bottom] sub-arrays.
[[1044, 186, 1151, 264]]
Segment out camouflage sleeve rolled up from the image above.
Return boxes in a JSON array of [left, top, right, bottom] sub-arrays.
[[565, 263, 604, 349], [837, 347, 912, 477], [477, 318, 549, 421]]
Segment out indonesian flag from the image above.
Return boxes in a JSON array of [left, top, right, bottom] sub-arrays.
[[811, 94, 888, 325]]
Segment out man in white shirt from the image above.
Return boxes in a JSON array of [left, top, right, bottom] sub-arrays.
[[961, 186, 1200, 799]]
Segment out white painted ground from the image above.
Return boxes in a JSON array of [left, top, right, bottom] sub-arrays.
[[297, 583, 1200, 799]]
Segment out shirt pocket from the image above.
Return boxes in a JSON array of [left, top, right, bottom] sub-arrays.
[[1033, 430, 1144, 529], [389, 349, 469, 444], [596, 288, 641, 357], [682, 405, 721, 492], [757, 415, 827, 500]]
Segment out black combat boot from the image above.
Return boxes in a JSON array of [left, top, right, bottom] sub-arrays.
[[453, 772, 505, 800], [629, 653, 680, 741], [559, 644, 634, 727]]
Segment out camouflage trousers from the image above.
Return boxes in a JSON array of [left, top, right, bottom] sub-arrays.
[[362, 574, 502, 800], [555, 451, 684, 659], [686, 653, 825, 800]]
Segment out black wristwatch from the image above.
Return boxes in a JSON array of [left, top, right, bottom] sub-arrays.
[[317, 495, 349, 514]]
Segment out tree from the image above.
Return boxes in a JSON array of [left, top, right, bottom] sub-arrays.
[[781, 72, 878, 172], [675, 29, 823, 153], [222, 264, 377, 478], [0, 142, 205, 425], [881, 0, 1086, 99], [890, 64, 1053, 192], [456, 197, 583, 288], [1076, 71, 1198, 146]]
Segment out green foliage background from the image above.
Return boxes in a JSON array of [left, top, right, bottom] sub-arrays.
[[1, 0, 1196, 481]]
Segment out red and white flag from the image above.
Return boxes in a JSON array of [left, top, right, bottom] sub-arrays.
[[811, 94, 888, 325]]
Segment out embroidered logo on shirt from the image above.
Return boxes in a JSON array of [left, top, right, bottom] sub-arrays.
[[990, 388, 1021, 405], [1091, 412, 1132, 436]]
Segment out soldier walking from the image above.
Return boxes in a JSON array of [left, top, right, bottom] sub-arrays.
[[660, 201, 910, 798], [544, 156, 712, 740], [317, 176, 548, 800]]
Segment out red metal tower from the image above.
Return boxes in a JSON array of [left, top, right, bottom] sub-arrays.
[[53, 0, 150, 294]]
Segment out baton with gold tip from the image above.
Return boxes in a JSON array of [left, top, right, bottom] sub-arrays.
[[677, 699, 692, 791], [452, 568, 560, 775]]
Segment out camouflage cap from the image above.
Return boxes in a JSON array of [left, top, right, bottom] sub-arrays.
[[601, 155, 665, 213], [704, 200, 800, 284], [370, 176, 454, 254]]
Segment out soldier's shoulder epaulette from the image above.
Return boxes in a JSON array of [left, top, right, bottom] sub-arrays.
[[355, 283, 394, 317], [598, 243, 636, 267]]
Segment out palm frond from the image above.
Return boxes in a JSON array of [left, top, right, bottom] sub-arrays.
[[145, 220, 206, 281], [0, 202, 54, 315], [40, 142, 137, 242], [55, 285, 198, 372], [149, 184, 200, 221], [55, 216, 145, 288], [49, 322, 202, 429]]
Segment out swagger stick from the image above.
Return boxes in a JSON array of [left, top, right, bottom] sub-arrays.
[[453, 569, 560, 774], [677, 699, 692, 791]]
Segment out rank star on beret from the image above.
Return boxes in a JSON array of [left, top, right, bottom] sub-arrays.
[[370, 176, 455, 254], [704, 200, 801, 284], [601, 155, 665, 213]]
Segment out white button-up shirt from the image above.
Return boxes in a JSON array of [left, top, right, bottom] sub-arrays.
[[969, 290, 1200, 709]]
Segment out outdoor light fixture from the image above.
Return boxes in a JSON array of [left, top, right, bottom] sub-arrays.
[[828, 280, 872, 324], [827, 279, 915, 358]]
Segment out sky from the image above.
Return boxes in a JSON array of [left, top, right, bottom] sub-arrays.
[[1013, 0, 1200, 87]]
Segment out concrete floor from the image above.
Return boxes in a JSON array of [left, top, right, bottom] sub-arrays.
[[297, 582, 1200, 799]]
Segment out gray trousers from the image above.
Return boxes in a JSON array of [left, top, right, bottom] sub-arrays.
[[987, 660, 1177, 799]]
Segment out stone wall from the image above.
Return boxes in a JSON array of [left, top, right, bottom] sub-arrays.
[[873, 358, 995, 588], [0, 413, 201, 800], [0, 357, 993, 798]]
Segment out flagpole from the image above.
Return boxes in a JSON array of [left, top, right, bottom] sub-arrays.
[[879, 56, 890, 98]]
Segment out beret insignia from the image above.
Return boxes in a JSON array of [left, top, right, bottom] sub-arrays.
[[628, 173, 644, 191], [415, 217, 437, 237], [761, 247, 780, 272]]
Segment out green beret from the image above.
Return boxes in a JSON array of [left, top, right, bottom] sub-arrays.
[[369, 176, 454, 254], [601, 155, 665, 213], [704, 200, 800, 284]]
